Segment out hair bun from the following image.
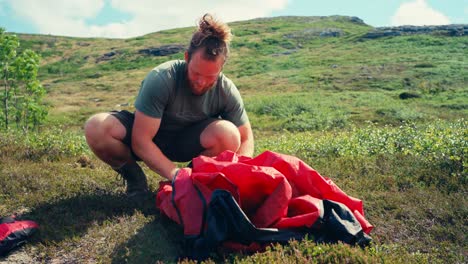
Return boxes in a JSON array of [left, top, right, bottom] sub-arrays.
[[198, 14, 232, 44]]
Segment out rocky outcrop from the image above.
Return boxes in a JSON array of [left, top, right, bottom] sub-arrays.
[[284, 28, 344, 40], [96, 50, 118, 62], [95, 44, 185, 63], [138, 44, 185, 56], [363, 24, 467, 39], [252, 15, 366, 25]]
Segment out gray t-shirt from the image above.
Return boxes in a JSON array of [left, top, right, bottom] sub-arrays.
[[134, 60, 249, 132]]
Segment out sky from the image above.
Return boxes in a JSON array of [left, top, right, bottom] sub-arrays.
[[0, 0, 466, 39]]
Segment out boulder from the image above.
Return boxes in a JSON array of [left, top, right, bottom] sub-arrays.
[[399, 92, 421, 100], [96, 51, 118, 62]]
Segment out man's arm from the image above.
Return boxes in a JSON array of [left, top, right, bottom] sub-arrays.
[[131, 110, 179, 181], [237, 121, 254, 157]]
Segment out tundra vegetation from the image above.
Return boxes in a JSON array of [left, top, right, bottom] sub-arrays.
[[0, 16, 466, 263]]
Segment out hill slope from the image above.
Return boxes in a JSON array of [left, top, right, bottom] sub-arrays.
[[0, 15, 466, 263], [14, 15, 467, 130]]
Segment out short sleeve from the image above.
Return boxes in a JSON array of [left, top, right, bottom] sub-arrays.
[[134, 69, 172, 118], [220, 78, 249, 127]]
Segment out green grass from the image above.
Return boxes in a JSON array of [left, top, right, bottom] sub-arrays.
[[246, 93, 350, 131], [1, 15, 467, 263], [1, 119, 466, 263]]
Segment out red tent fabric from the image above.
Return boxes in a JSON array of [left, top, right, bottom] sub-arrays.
[[0, 216, 39, 256], [156, 150, 373, 258]]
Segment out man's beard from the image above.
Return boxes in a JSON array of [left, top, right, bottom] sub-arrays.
[[189, 82, 214, 95]]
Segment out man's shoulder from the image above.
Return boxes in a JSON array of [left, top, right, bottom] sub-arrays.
[[218, 73, 236, 89], [216, 73, 239, 97], [150, 60, 185, 75], [158, 59, 185, 68], [145, 60, 185, 83]]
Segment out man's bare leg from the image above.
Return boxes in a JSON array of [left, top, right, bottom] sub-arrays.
[[84, 113, 148, 197], [200, 120, 241, 157]]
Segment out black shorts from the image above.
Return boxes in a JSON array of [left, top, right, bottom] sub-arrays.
[[110, 110, 218, 162]]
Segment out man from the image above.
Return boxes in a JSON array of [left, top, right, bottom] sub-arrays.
[[84, 14, 254, 198]]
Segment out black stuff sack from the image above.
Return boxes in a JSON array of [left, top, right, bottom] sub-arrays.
[[0, 216, 39, 256]]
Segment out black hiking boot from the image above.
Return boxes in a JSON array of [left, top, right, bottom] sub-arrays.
[[114, 162, 149, 198]]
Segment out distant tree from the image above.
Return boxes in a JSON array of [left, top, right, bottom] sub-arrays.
[[0, 27, 48, 132]]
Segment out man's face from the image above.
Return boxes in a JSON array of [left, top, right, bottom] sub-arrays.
[[185, 50, 224, 95]]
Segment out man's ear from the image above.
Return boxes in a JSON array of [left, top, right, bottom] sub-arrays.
[[184, 51, 189, 63]]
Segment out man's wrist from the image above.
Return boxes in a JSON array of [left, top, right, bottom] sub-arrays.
[[171, 168, 180, 183]]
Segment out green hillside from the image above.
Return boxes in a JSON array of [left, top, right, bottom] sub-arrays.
[[1, 16, 466, 263], [15, 16, 467, 129]]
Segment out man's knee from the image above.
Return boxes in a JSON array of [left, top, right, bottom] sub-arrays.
[[202, 120, 241, 152], [222, 121, 241, 150], [84, 113, 106, 144], [84, 113, 124, 147]]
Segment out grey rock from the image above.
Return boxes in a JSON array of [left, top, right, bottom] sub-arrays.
[[399, 92, 421, 100], [285, 28, 344, 40], [363, 24, 468, 39], [96, 51, 118, 62], [138, 44, 185, 56]]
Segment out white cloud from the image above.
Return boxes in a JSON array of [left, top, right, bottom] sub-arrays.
[[4, 0, 289, 38], [391, 0, 451, 26]]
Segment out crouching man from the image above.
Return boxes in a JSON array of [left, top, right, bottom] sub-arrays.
[[84, 14, 254, 198]]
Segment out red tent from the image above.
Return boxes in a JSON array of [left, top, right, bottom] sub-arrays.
[[157, 150, 373, 259]]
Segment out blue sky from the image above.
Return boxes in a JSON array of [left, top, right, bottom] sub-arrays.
[[0, 0, 466, 38]]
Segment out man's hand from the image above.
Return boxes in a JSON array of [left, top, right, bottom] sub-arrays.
[[237, 122, 254, 157]]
